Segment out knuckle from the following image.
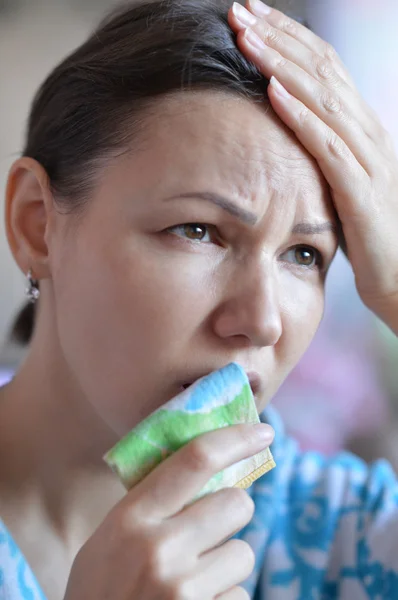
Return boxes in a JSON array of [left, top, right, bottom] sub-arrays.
[[275, 56, 288, 70], [185, 438, 213, 473], [321, 92, 342, 116], [270, 14, 297, 36], [297, 106, 310, 129], [279, 17, 299, 37], [314, 56, 335, 82], [110, 503, 143, 540], [263, 27, 280, 47], [326, 132, 346, 159]]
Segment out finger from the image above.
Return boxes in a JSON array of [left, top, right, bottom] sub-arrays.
[[230, 3, 346, 89], [266, 76, 371, 220], [245, 0, 356, 87], [236, 28, 376, 166], [171, 487, 255, 555], [231, 10, 384, 146], [217, 586, 251, 600], [194, 539, 255, 597], [131, 423, 274, 519]]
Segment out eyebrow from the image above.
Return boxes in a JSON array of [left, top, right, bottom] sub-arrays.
[[292, 222, 337, 235], [165, 191, 337, 235], [166, 191, 258, 225]]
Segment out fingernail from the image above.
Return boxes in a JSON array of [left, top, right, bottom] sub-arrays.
[[253, 423, 274, 444], [250, 0, 272, 17], [270, 76, 290, 99], [244, 27, 266, 50], [232, 2, 257, 27]]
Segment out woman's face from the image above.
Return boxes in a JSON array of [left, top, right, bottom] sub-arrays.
[[48, 92, 338, 436]]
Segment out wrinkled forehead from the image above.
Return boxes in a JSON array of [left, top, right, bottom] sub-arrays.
[[130, 91, 333, 216]]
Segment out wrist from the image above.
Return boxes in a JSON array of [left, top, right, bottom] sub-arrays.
[[370, 295, 398, 336]]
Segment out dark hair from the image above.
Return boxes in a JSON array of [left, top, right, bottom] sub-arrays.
[[10, 0, 269, 345]]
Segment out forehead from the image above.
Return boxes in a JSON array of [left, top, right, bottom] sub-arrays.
[[115, 91, 333, 224], [136, 92, 332, 215]]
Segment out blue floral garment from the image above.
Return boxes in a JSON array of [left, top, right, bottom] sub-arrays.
[[237, 407, 398, 599], [0, 521, 45, 600], [1, 407, 398, 599]]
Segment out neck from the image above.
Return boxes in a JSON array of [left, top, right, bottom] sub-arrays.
[[0, 326, 125, 542]]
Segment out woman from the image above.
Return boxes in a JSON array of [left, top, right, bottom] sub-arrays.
[[1, 0, 398, 598]]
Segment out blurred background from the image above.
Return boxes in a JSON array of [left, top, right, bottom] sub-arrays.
[[1, 0, 398, 465]]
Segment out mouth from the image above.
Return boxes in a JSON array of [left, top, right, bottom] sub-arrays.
[[180, 372, 261, 397]]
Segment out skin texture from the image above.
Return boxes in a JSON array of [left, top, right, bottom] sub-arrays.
[[3, 0, 398, 595], [230, 0, 398, 332], [5, 93, 337, 435], [0, 92, 337, 599]]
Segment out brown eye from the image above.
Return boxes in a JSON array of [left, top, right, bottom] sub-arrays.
[[281, 245, 323, 269], [295, 247, 315, 267], [183, 224, 208, 241], [168, 223, 212, 243]]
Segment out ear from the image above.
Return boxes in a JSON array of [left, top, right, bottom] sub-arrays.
[[5, 157, 55, 280]]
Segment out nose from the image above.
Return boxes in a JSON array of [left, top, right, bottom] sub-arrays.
[[212, 263, 282, 348]]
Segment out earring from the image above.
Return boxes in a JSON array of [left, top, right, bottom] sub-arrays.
[[25, 269, 40, 304]]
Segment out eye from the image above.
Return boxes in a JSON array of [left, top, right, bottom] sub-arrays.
[[167, 223, 215, 243], [282, 245, 323, 269]]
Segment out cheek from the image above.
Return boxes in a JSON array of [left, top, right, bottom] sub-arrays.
[[279, 275, 325, 369], [52, 231, 217, 432], [250, 274, 325, 415]]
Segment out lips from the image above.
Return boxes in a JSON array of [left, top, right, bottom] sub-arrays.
[[180, 371, 261, 397]]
